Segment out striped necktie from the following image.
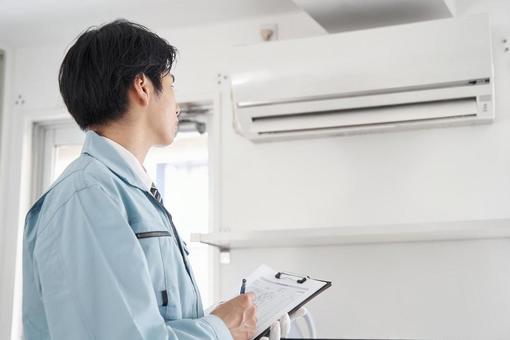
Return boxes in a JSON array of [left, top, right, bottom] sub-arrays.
[[150, 183, 188, 264], [150, 183, 163, 204], [149, 182, 198, 310]]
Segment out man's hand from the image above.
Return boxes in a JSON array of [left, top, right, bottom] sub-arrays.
[[211, 293, 257, 340]]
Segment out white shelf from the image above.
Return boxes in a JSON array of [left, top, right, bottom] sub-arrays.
[[191, 218, 510, 250]]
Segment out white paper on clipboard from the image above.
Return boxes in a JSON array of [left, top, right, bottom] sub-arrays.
[[242, 265, 330, 339]]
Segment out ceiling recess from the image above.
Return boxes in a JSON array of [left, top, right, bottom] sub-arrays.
[[291, 0, 455, 33]]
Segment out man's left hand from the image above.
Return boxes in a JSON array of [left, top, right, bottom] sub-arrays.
[[260, 307, 307, 340]]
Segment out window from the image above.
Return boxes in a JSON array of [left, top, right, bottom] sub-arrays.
[[30, 121, 84, 203]]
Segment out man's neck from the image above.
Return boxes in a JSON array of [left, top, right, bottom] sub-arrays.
[[91, 124, 151, 165]]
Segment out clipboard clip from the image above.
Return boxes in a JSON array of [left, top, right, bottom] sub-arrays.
[[275, 271, 310, 284]]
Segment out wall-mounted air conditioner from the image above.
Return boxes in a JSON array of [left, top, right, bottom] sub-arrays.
[[226, 14, 493, 142]]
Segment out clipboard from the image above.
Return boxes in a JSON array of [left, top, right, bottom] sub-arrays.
[[274, 271, 331, 318], [244, 265, 332, 340]]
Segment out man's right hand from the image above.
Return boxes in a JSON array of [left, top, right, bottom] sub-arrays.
[[211, 292, 257, 340]]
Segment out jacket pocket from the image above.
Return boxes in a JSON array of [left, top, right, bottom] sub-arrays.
[[136, 231, 171, 239], [133, 227, 171, 317]]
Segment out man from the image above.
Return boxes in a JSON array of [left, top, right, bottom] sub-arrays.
[[22, 20, 259, 340]]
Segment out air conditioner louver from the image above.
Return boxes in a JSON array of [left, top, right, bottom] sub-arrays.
[[253, 98, 479, 135]]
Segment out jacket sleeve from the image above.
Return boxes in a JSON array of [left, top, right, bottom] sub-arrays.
[[33, 184, 232, 340]]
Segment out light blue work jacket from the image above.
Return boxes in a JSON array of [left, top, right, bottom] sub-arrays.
[[23, 130, 232, 340]]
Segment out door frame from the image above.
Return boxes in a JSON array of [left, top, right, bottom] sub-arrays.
[[0, 106, 69, 340]]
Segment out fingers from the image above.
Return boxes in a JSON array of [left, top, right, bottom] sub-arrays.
[[279, 313, 291, 337], [211, 293, 259, 340], [236, 292, 255, 307], [290, 307, 307, 320], [244, 302, 257, 328], [241, 314, 257, 340], [244, 291, 256, 302], [269, 321, 281, 340], [246, 326, 257, 339], [240, 294, 257, 338], [247, 304, 257, 318]]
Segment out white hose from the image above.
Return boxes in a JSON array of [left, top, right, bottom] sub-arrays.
[[302, 312, 317, 338]]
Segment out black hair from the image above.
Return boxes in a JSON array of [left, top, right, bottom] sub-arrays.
[[58, 19, 177, 130]]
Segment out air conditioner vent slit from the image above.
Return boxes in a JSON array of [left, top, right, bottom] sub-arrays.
[[258, 114, 478, 135], [251, 97, 476, 122]]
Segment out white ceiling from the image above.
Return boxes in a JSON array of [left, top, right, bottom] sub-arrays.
[[0, 0, 300, 46]]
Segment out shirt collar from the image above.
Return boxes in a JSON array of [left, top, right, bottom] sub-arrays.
[[101, 136, 153, 191], [81, 130, 152, 192]]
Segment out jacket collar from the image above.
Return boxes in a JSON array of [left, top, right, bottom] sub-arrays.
[[81, 130, 149, 192]]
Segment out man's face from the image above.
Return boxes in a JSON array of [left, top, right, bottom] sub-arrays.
[[147, 73, 180, 145]]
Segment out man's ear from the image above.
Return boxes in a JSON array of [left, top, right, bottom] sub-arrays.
[[131, 74, 151, 106]]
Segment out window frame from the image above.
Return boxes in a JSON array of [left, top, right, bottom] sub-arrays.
[[31, 119, 84, 200]]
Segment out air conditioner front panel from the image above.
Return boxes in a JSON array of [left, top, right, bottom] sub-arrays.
[[229, 15, 492, 106]]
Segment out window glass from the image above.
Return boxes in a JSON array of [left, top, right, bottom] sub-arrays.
[[53, 144, 82, 181]]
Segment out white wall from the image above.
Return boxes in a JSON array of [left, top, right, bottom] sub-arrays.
[[223, 239, 510, 339], [0, 39, 15, 340], [1, 1, 509, 340], [0, 51, 4, 137], [217, 1, 510, 339]]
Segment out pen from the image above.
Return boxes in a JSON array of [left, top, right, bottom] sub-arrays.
[[240, 279, 246, 294]]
